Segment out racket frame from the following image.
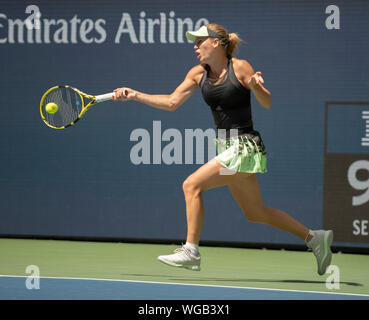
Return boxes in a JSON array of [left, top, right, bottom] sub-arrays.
[[40, 85, 115, 129]]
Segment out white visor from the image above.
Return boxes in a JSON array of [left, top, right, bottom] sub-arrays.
[[185, 25, 222, 42]]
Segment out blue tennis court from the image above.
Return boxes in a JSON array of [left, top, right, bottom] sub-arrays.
[[1, 275, 368, 300]]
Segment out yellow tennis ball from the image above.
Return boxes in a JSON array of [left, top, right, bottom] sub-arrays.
[[45, 102, 58, 114]]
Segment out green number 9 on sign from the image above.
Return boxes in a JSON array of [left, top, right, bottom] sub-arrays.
[[348, 160, 369, 206]]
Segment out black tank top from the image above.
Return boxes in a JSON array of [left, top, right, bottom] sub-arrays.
[[200, 59, 253, 137]]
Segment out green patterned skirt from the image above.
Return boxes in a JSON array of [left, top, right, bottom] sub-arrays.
[[214, 131, 267, 174]]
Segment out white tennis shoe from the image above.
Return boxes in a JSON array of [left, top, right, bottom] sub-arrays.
[[307, 230, 334, 275], [157, 245, 201, 271]]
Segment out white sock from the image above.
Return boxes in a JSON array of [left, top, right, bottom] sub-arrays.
[[185, 242, 199, 255], [306, 230, 315, 245]]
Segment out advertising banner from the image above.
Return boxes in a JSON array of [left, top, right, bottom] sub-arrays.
[[1, 0, 368, 249]]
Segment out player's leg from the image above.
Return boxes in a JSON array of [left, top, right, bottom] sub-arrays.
[[182, 158, 247, 245], [228, 174, 333, 275], [227, 174, 310, 240], [158, 158, 247, 270]]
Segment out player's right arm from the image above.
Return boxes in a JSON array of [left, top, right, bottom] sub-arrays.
[[113, 65, 205, 112]]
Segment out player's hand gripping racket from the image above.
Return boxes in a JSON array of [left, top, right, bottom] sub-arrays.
[[40, 85, 127, 129]]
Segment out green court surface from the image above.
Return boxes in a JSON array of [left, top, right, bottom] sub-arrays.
[[0, 238, 368, 296]]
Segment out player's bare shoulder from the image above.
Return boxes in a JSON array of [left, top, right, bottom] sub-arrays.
[[187, 64, 206, 86], [231, 58, 255, 89], [232, 58, 254, 75]]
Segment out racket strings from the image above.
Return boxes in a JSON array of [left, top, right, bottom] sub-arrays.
[[42, 87, 83, 128]]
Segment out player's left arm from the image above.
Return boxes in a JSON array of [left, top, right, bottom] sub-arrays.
[[234, 59, 272, 109]]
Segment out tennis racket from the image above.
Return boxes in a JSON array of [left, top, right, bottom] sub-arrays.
[[40, 85, 127, 129]]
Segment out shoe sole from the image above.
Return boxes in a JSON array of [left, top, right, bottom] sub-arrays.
[[157, 257, 201, 271], [318, 230, 333, 276]]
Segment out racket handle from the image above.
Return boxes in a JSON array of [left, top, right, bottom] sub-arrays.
[[95, 90, 128, 103], [95, 92, 115, 103]]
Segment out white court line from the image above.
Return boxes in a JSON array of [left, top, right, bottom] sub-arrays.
[[1, 274, 368, 298]]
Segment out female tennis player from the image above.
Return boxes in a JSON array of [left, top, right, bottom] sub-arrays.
[[113, 24, 333, 275]]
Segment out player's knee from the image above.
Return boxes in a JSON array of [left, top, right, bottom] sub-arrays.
[[182, 177, 201, 197], [245, 213, 261, 223], [244, 207, 269, 224]]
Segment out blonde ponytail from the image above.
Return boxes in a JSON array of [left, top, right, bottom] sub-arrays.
[[226, 33, 241, 58], [206, 23, 243, 58]]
